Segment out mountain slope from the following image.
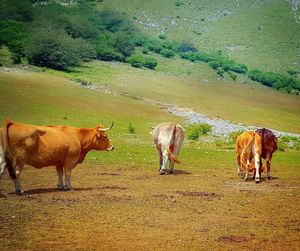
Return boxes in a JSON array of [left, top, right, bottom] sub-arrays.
[[100, 0, 300, 72]]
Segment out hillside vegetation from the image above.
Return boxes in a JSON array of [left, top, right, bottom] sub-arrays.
[[105, 0, 300, 72], [1, 0, 300, 94]]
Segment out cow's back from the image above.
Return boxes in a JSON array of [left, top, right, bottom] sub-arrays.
[[255, 128, 277, 158], [236, 131, 261, 159], [7, 123, 81, 168], [152, 122, 176, 146]]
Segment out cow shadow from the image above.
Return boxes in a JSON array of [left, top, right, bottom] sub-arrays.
[[260, 176, 279, 181], [243, 176, 279, 182], [23, 187, 94, 195], [173, 169, 192, 175]]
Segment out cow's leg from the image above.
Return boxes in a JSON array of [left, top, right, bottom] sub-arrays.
[[64, 168, 72, 191], [254, 154, 261, 183], [169, 158, 174, 174], [0, 145, 6, 179], [15, 166, 24, 195], [7, 156, 24, 195], [266, 154, 272, 179], [0, 156, 5, 181], [156, 145, 163, 171], [236, 153, 242, 176], [244, 159, 250, 181], [63, 159, 77, 191], [159, 148, 168, 175], [56, 166, 64, 190], [169, 146, 182, 173]]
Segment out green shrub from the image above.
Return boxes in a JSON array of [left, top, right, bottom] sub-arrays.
[[132, 34, 150, 47], [223, 62, 247, 74], [162, 40, 179, 51], [113, 32, 135, 57], [228, 130, 244, 143], [193, 30, 202, 35], [158, 34, 167, 40], [287, 69, 299, 77], [176, 41, 197, 53], [217, 68, 225, 77], [127, 54, 145, 68], [228, 71, 237, 81], [248, 69, 300, 93], [209, 61, 221, 70], [160, 48, 175, 58], [186, 123, 212, 140], [95, 47, 124, 61], [127, 54, 157, 70], [175, 1, 184, 7], [144, 57, 157, 70], [142, 48, 149, 54], [146, 42, 162, 53], [128, 123, 136, 134], [278, 136, 300, 151]]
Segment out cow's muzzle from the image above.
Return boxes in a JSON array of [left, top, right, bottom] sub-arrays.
[[107, 146, 114, 151]]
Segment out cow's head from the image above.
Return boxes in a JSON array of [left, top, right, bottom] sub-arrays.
[[93, 122, 114, 151], [268, 134, 279, 153]]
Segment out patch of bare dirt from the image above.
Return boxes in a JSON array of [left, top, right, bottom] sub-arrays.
[[98, 172, 121, 176], [98, 185, 127, 190], [176, 191, 216, 197], [219, 235, 248, 243]]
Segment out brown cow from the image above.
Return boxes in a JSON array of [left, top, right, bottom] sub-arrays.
[[235, 131, 262, 183], [151, 122, 185, 175], [0, 119, 114, 195], [255, 128, 278, 179]]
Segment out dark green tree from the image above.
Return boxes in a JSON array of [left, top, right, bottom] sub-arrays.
[[25, 26, 95, 70]]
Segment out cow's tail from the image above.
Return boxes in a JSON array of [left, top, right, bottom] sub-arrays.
[[1, 120, 16, 179], [240, 133, 255, 168], [167, 123, 181, 164], [168, 148, 181, 164]]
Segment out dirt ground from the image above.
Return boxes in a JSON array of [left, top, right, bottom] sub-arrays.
[[0, 161, 299, 251]]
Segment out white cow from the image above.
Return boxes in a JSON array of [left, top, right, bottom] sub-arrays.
[[151, 122, 185, 174]]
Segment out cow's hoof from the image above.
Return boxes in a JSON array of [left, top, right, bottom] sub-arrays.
[[255, 179, 260, 184], [57, 185, 64, 191], [169, 170, 174, 174], [64, 186, 72, 191], [268, 176, 272, 180], [15, 190, 24, 196], [159, 170, 166, 175]]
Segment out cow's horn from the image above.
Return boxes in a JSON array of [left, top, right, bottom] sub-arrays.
[[99, 121, 114, 132], [276, 133, 282, 139]]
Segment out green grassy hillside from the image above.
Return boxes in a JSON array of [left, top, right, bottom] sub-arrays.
[[102, 0, 300, 72], [47, 59, 300, 134]]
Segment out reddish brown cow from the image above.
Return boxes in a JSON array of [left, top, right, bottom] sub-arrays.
[[0, 120, 114, 195], [255, 128, 278, 179]]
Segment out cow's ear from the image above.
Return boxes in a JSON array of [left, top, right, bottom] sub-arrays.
[[96, 131, 101, 138]]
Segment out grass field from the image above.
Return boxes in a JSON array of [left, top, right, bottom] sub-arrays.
[[0, 69, 299, 250]]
